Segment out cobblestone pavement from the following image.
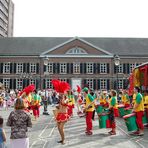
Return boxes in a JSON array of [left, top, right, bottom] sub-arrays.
[[0, 107, 148, 148]]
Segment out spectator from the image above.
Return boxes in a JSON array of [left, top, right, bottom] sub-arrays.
[[7, 98, 32, 148], [52, 92, 58, 105], [0, 116, 6, 148]]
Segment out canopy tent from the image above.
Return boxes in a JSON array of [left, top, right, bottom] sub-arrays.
[[129, 62, 148, 95]]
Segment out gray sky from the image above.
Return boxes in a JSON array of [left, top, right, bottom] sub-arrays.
[[13, 0, 148, 37]]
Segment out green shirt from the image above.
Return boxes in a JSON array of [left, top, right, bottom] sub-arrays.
[[111, 97, 116, 106], [88, 94, 94, 102], [136, 93, 142, 104], [33, 94, 41, 101]]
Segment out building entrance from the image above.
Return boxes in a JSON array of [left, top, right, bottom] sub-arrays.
[[71, 78, 81, 91]]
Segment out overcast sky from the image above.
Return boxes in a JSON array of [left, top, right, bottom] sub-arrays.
[[12, 0, 148, 37]]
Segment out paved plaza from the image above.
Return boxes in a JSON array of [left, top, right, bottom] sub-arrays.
[[1, 106, 148, 148]]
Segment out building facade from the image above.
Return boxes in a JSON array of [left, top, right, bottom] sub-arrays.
[[0, 0, 14, 37], [0, 37, 148, 91]]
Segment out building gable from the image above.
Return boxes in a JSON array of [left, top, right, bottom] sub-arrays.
[[40, 37, 112, 57]]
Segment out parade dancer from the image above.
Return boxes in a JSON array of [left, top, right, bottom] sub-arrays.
[[32, 90, 41, 120], [67, 91, 75, 117], [144, 90, 148, 121], [83, 87, 94, 135], [132, 87, 144, 136], [76, 85, 83, 115], [132, 92, 137, 107], [56, 95, 69, 145], [108, 90, 118, 135], [52, 80, 70, 145], [26, 93, 33, 114], [77, 94, 86, 117], [122, 90, 131, 108], [18, 84, 35, 114], [100, 90, 109, 108]]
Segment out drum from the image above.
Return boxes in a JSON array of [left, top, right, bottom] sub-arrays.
[[123, 113, 138, 132], [142, 110, 148, 125], [96, 104, 103, 114], [124, 107, 132, 115], [118, 104, 125, 117], [98, 113, 109, 128]]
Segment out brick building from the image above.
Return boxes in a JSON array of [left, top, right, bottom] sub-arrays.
[[0, 37, 148, 90]]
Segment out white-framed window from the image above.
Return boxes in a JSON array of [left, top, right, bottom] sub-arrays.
[[129, 63, 136, 73], [100, 63, 107, 73], [3, 62, 10, 74], [73, 62, 80, 74], [16, 63, 23, 74], [30, 79, 36, 85], [86, 63, 93, 74], [86, 79, 93, 89], [30, 63, 36, 73], [47, 63, 53, 73], [59, 78, 67, 82], [118, 79, 123, 89], [100, 79, 107, 89], [45, 79, 53, 89], [117, 64, 123, 73], [60, 63, 67, 74], [3, 78, 10, 88], [16, 79, 23, 90]]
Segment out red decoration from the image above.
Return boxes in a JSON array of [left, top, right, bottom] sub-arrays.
[[128, 73, 134, 96], [52, 79, 70, 93], [19, 84, 35, 96], [77, 85, 81, 93]]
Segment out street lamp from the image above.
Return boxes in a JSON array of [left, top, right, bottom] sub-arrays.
[[44, 57, 49, 66], [114, 55, 120, 93], [44, 57, 49, 97], [43, 57, 49, 115]]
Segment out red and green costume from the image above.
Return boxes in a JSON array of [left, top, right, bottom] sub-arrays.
[[85, 92, 94, 134], [134, 93, 144, 130], [32, 94, 41, 118], [67, 95, 75, 117], [108, 96, 118, 128]]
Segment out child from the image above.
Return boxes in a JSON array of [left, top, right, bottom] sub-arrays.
[[0, 116, 6, 148]]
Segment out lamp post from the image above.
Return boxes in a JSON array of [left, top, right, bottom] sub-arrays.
[[114, 55, 120, 93], [43, 57, 49, 115], [44, 57, 49, 98]]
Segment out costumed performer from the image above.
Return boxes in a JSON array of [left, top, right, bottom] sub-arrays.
[[67, 90, 75, 117], [99, 90, 109, 108], [108, 90, 118, 135], [83, 87, 95, 135], [122, 90, 131, 108], [144, 90, 148, 122], [18, 84, 35, 113], [132, 86, 144, 136], [32, 90, 41, 120], [76, 85, 83, 115], [52, 80, 70, 145]]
